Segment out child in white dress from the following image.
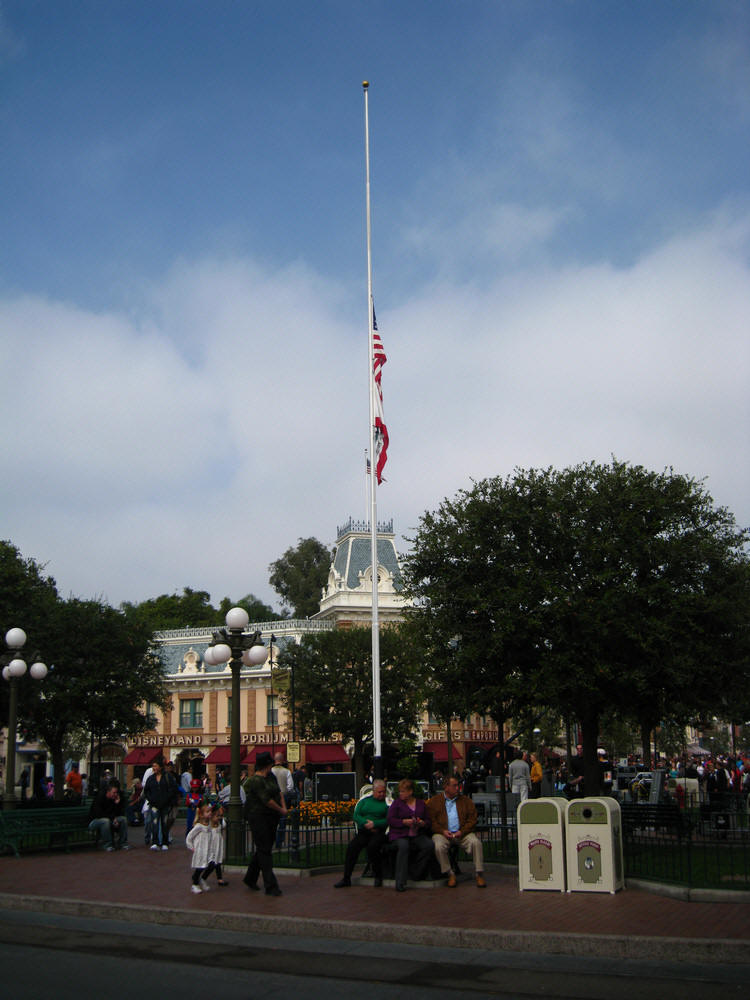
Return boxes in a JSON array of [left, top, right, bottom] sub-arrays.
[[186, 804, 212, 893]]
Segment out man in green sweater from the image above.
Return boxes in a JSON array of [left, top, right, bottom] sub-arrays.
[[334, 779, 389, 887]]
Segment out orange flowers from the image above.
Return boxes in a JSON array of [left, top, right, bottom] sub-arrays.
[[298, 800, 355, 825]]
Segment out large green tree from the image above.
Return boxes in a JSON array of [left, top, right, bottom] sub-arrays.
[[0, 541, 60, 725], [119, 587, 220, 631], [217, 593, 281, 623], [404, 461, 750, 794], [24, 597, 170, 798], [269, 537, 332, 619], [277, 625, 427, 785]]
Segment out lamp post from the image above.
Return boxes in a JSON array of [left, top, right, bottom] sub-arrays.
[[268, 633, 277, 754], [204, 609, 267, 862], [2, 628, 47, 810]]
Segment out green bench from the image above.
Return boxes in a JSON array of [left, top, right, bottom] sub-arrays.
[[0, 805, 96, 857]]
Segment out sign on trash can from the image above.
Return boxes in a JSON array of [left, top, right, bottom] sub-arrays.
[[565, 798, 624, 894], [517, 798, 567, 892]]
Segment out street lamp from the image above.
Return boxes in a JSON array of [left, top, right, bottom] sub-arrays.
[[2, 628, 47, 810], [268, 633, 277, 754], [204, 608, 267, 861]]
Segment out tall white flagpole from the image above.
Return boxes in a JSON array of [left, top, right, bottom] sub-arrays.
[[363, 80, 383, 779]]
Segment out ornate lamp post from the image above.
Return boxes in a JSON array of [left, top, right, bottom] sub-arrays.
[[204, 609, 267, 861], [2, 628, 47, 810]]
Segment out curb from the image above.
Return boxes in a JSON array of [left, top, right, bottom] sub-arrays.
[[1, 892, 748, 965]]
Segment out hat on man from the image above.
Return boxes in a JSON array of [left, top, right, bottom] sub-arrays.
[[255, 751, 273, 769]]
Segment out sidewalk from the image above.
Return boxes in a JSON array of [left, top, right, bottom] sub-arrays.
[[1, 835, 749, 965]]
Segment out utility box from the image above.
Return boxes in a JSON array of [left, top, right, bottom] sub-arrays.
[[315, 772, 357, 802], [517, 798, 567, 892], [565, 797, 624, 894]]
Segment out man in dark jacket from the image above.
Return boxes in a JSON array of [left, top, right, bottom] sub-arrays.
[[88, 779, 129, 851], [242, 752, 287, 896], [144, 759, 177, 851]]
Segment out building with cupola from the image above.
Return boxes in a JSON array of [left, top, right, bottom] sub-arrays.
[[119, 518, 499, 784]]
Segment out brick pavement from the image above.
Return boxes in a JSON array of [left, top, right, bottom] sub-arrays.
[[1, 836, 749, 964]]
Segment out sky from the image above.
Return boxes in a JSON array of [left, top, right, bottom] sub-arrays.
[[1, 1, 749, 615]]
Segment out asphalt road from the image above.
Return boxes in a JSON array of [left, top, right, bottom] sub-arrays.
[[1, 910, 747, 1000]]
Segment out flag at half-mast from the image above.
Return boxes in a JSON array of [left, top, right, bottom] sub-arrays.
[[371, 305, 389, 484]]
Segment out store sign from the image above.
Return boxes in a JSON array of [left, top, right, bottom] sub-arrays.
[[422, 729, 499, 742], [129, 731, 293, 748]]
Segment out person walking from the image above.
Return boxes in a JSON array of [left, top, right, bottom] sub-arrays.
[[144, 759, 173, 851], [242, 752, 287, 897], [508, 750, 531, 801]]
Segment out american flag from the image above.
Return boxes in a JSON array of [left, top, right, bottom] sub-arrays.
[[372, 306, 389, 484]]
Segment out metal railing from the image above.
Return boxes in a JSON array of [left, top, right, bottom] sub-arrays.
[[621, 794, 750, 890], [230, 798, 750, 891]]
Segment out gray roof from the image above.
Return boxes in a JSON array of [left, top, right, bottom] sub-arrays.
[[332, 534, 403, 591]]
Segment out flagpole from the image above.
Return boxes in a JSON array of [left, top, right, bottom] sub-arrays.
[[364, 80, 383, 781]]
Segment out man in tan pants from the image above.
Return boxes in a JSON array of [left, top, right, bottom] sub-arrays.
[[426, 776, 486, 888]]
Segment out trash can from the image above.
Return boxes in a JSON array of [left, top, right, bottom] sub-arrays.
[[517, 798, 567, 892], [565, 797, 624, 893]]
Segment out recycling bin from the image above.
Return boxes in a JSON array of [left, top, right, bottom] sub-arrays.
[[517, 797, 567, 892], [565, 797, 624, 893]]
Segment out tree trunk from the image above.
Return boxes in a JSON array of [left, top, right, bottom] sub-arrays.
[[51, 744, 65, 803], [580, 714, 602, 796], [640, 722, 652, 771], [352, 738, 366, 791]]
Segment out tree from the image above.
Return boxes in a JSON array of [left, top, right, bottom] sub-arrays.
[[277, 625, 427, 786], [22, 597, 171, 799], [0, 541, 60, 726], [217, 593, 282, 622], [119, 587, 219, 632], [268, 537, 332, 618], [404, 461, 750, 794]]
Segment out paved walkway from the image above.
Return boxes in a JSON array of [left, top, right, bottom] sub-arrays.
[[1, 835, 749, 965]]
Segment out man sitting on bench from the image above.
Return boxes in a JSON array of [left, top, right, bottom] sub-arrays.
[[88, 779, 129, 852], [427, 775, 485, 887], [334, 779, 388, 887]]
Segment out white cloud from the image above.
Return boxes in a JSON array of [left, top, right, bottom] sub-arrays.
[[1, 208, 748, 611]]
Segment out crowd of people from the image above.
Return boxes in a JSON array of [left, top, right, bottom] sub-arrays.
[[46, 740, 750, 902]]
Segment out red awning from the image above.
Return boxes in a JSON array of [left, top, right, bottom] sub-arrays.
[[204, 747, 233, 765], [122, 747, 162, 766], [304, 743, 350, 765], [242, 746, 284, 765], [422, 742, 464, 765]]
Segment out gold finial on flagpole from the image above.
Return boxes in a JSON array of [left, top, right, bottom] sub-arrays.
[[362, 80, 369, 89]]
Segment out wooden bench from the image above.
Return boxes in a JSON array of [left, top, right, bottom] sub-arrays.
[[0, 805, 96, 857], [621, 802, 693, 841]]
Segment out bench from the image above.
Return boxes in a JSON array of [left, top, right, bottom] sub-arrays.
[[621, 802, 693, 841], [0, 805, 96, 857]]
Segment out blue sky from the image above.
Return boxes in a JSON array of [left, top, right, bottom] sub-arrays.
[[2, 2, 749, 612]]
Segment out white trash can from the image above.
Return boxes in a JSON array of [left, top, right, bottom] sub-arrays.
[[517, 798, 567, 892], [565, 797, 624, 893]]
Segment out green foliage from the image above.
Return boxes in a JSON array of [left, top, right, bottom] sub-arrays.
[[1, 540, 171, 799], [395, 737, 420, 777], [218, 593, 282, 622], [24, 598, 171, 766], [404, 460, 750, 791], [277, 625, 428, 782], [268, 537, 332, 619], [120, 587, 220, 631], [0, 541, 59, 722]]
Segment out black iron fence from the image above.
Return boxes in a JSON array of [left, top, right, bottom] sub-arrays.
[[621, 795, 750, 890], [232, 796, 750, 892]]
